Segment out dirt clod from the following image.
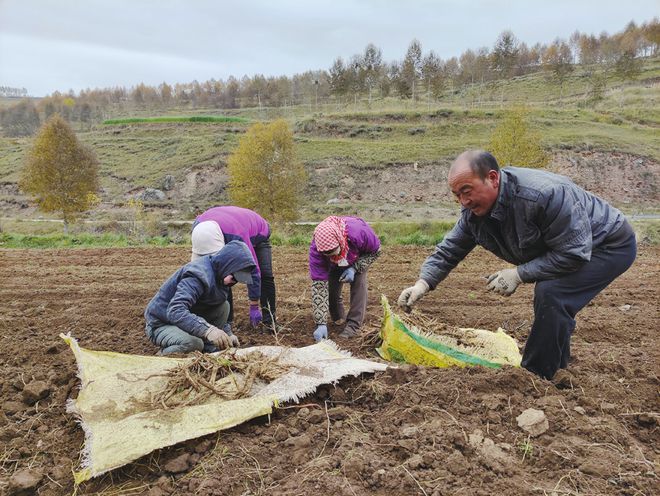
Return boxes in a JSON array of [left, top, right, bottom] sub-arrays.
[[8, 468, 43, 495], [163, 453, 191, 474], [21, 381, 51, 405], [516, 408, 549, 437]]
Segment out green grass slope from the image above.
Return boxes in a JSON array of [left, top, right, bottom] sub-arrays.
[[0, 58, 658, 221]]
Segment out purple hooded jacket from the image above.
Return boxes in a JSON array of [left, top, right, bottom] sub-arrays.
[[309, 217, 380, 281], [194, 206, 270, 300]]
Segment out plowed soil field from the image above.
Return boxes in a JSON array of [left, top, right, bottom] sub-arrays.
[[1, 245, 658, 495]]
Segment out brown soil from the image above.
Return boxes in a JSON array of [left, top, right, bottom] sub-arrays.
[[0, 245, 658, 495]]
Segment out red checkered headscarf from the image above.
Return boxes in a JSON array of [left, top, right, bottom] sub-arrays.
[[313, 216, 348, 264]]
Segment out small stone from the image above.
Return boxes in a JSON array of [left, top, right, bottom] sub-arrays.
[[163, 453, 191, 473], [516, 408, 549, 437], [618, 304, 631, 312], [600, 401, 617, 413], [22, 381, 51, 405], [573, 406, 586, 415], [162, 174, 175, 191], [140, 188, 165, 201], [326, 198, 340, 205], [8, 468, 44, 494], [297, 407, 310, 418]]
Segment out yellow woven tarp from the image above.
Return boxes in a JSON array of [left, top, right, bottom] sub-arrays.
[[61, 334, 388, 483], [376, 296, 522, 368]]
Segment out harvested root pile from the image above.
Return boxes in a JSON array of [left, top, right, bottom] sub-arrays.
[[400, 312, 485, 348], [378, 295, 522, 368], [150, 351, 291, 409]]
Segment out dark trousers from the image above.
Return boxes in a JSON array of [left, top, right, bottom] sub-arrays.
[[148, 301, 230, 355], [329, 267, 369, 333], [255, 239, 277, 324], [522, 226, 637, 379], [227, 239, 277, 325]]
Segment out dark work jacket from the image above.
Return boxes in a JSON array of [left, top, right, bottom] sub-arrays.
[[420, 166, 627, 287], [144, 241, 256, 336]]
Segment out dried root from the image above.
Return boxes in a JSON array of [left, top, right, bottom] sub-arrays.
[[150, 350, 291, 409]]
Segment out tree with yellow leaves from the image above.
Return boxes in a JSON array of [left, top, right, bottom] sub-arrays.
[[20, 114, 100, 232], [488, 108, 549, 169], [227, 120, 306, 221]]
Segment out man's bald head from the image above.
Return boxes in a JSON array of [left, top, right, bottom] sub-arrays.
[[448, 150, 501, 217], [449, 150, 500, 181]]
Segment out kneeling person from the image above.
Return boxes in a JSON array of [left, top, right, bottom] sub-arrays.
[[144, 240, 256, 355]]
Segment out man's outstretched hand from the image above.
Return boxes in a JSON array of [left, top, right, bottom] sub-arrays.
[[397, 279, 430, 311], [486, 267, 522, 296]]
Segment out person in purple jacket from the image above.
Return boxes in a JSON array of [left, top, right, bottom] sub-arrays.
[[309, 216, 381, 341], [191, 206, 278, 334]]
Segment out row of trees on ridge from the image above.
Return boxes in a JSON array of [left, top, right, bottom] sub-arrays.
[[2, 18, 658, 136]]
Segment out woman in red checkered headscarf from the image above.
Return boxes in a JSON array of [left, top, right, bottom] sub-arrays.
[[313, 216, 349, 265], [309, 216, 381, 342]]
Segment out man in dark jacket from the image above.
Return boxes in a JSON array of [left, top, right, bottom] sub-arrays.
[[398, 150, 636, 380], [145, 240, 256, 355]]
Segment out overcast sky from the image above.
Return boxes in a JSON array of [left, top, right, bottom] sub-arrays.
[[0, 0, 657, 97]]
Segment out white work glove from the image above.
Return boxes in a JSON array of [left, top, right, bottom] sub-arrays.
[[222, 323, 240, 348], [205, 325, 232, 349], [486, 267, 522, 296], [313, 324, 328, 342], [397, 279, 430, 311]]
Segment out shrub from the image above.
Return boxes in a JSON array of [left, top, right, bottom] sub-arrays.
[[489, 107, 549, 168]]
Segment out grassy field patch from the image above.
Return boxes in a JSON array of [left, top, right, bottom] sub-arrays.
[[103, 116, 247, 124]]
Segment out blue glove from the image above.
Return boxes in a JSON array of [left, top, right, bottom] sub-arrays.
[[313, 324, 328, 342], [339, 267, 356, 283]]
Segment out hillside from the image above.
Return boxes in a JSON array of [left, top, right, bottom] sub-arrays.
[[0, 60, 659, 228]]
